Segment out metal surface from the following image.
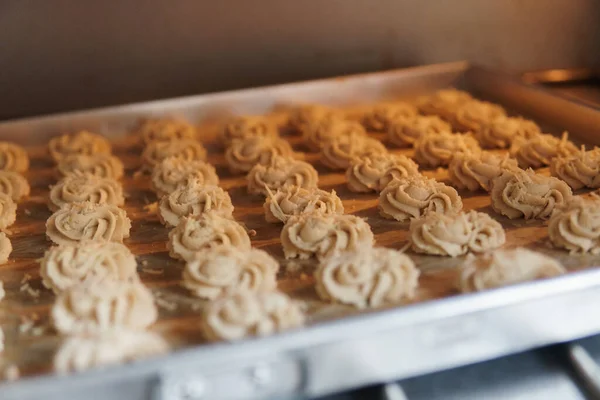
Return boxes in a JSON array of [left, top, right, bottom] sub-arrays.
[[2, 62, 600, 400]]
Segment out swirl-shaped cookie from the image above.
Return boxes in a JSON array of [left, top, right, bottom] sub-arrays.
[[387, 115, 451, 147], [417, 89, 474, 121], [220, 115, 278, 146], [0, 193, 17, 230], [315, 247, 419, 308], [490, 169, 572, 220], [302, 117, 365, 152], [49, 173, 124, 211], [142, 139, 207, 168], [225, 135, 295, 174], [182, 246, 279, 299], [57, 153, 124, 180], [158, 180, 234, 227], [247, 155, 318, 196], [379, 176, 463, 222], [409, 211, 505, 257], [0, 232, 12, 265], [510, 132, 578, 169], [361, 102, 417, 132], [264, 185, 344, 224], [52, 279, 157, 334], [281, 212, 374, 260], [135, 118, 197, 144], [287, 104, 339, 135], [54, 329, 168, 374], [548, 196, 600, 254], [151, 156, 219, 197], [346, 153, 419, 193], [413, 131, 481, 168], [40, 241, 138, 294], [458, 248, 565, 293], [475, 116, 540, 149], [320, 131, 387, 170], [49, 131, 112, 162], [550, 147, 600, 190], [201, 290, 305, 341], [168, 212, 251, 262], [453, 100, 506, 132], [46, 202, 131, 245], [0, 142, 29, 173], [0, 170, 30, 202], [448, 151, 519, 192]]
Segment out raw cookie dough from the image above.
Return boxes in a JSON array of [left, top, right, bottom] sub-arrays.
[[220, 115, 278, 146], [417, 89, 474, 122], [48, 131, 111, 162], [474, 116, 540, 149], [510, 132, 578, 169], [409, 210, 505, 257], [40, 240, 139, 294], [135, 118, 197, 144], [548, 196, 600, 254], [387, 115, 451, 148], [453, 100, 506, 132], [458, 248, 566, 293], [264, 185, 344, 224], [379, 176, 463, 222], [490, 168, 572, 220], [303, 118, 365, 152], [247, 155, 318, 196], [0, 170, 30, 202], [182, 246, 279, 299], [448, 151, 519, 192], [281, 212, 374, 260], [225, 135, 295, 174], [57, 153, 124, 180], [0, 142, 29, 173], [49, 173, 124, 211], [315, 247, 419, 308], [361, 102, 417, 132], [142, 139, 207, 168], [346, 152, 419, 193], [0, 232, 12, 264], [151, 156, 219, 197], [550, 146, 600, 190], [287, 104, 339, 135], [0, 193, 17, 230], [201, 290, 305, 341], [320, 131, 387, 170], [168, 211, 251, 262], [413, 131, 481, 168], [46, 202, 131, 245]]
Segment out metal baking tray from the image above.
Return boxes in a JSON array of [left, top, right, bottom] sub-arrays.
[[3, 61, 600, 400], [521, 68, 600, 109]]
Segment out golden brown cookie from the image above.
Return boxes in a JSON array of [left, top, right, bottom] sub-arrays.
[[57, 153, 124, 180], [387, 115, 451, 148], [135, 118, 197, 144], [320, 131, 387, 170], [142, 139, 207, 168], [346, 153, 419, 193], [225, 135, 295, 174], [49, 131, 111, 163], [361, 102, 417, 132], [247, 155, 318, 196], [413, 131, 481, 168], [264, 185, 344, 224], [475, 116, 540, 149], [302, 118, 365, 152], [416, 89, 474, 121], [0, 170, 30, 202], [453, 100, 506, 132], [220, 115, 278, 146], [0, 142, 29, 173], [287, 104, 339, 135]]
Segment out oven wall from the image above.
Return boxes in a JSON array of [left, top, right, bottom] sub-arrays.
[[1, 0, 598, 120]]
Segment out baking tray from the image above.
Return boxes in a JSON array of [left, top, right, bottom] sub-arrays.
[[521, 68, 600, 109], [3, 61, 600, 400]]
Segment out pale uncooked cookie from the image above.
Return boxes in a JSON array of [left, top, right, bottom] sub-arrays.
[[0, 193, 16, 230], [315, 247, 419, 308], [225, 135, 295, 174], [0, 232, 12, 265], [475, 116, 540, 149], [57, 153, 124, 180], [40, 240, 138, 294], [220, 115, 278, 146], [416, 89, 474, 121], [264, 185, 344, 224], [151, 156, 219, 197], [142, 139, 207, 168], [281, 212, 374, 260], [320, 131, 387, 170], [0, 280, 4, 301], [458, 248, 565, 293], [510, 132, 578, 169], [361, 102, 417, 132], [168, 211, 251, 262], [453, 100, 506, 132], [48, 131, 111, 163], [379, 176, 462, 222], [550, 146, 600, 190], [135, 118, 197, 144], [448, 151, 519, 192], [490, 168, 572, 220], [46, 202, 131, 245], [247, 155, 318, 196], [201, 290, 305, 341], [49, 173, 124, 211], [548, 196, 600, 254], [0, 142, 29, 173], [52, 279, 157, 334], [0, 170, 30, 202], [346, 153, 419, 193], [413, 131, 481, 168], [158, 180, 234, 227], [303, 117, 364, 152], [387, 115, 451, 147], [287, 104, 339, 135], [409, 211, 505, 257], [182, 246, 279, 299], [53, 328, 169, 374]]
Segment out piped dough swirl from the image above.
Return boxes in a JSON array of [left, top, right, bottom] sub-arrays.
[[453, 100, 506, 132], [0, 170, 30, 202], [474, 116, 540, 149], [142, 139, 207, 168], [320, 131, 387, 170], [302, 117, 364, 152], [225, 135, 295, 174], [287, 104, 339, 135], [550, 146, 600, 190], [0, 193, 17, 230], [57, 154, 124, 180], [49, 173, 124, 211], [48, 131, 111, 163], [548, 196, 600, 254], [387, 115, 451, 147], [448, 151, 519, 192], [346, 153, 419, 193], [510, 132, 578, 169], [416, 89, 474, 121], [264, 185, 344, 224], [135, 118, 197, 144], [247, 155, 318, 196], [220, 115, 278, 146], [413, 131, 481, 168], [151, 156, 219, 196], [361, 102, 417, 132], [0, 142, 29, 173], [0, 232, 12, 265]]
